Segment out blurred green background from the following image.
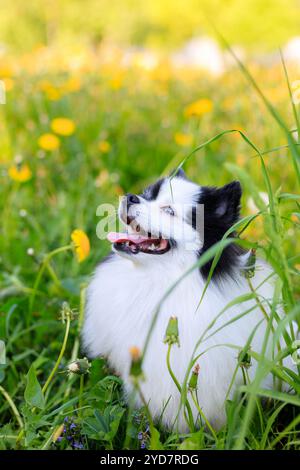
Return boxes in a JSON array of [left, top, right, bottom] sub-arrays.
[[1, 0, 300, 271], [0, 0, 300, 52]]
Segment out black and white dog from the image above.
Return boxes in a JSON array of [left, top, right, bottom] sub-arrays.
[[82, 170, 291, 430]]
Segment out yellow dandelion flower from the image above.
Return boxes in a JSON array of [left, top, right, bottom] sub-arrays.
[[38, 133, 60, 151], [184, 98, 213, 118], [71, 229, 90, 262], [174, 132, 193, 147], [98, 140, 111, 153], [291, 214, 299, 223], [8, 164, 32, 183], [51, 118, 75, 136]]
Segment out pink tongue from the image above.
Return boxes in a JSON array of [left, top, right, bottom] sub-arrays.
[[107, 232, 151, 244]]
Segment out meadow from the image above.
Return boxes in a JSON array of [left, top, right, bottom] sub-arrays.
[[0, 43, 300, 450]]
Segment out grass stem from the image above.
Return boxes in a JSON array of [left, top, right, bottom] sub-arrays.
[[0, 385, 24, 429], [166, 344, 195, 432], [190, 391, 217, 441], [42, 313, 71, 395]]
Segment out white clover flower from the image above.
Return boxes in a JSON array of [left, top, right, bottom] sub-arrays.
[[19, 209, 27, 217]]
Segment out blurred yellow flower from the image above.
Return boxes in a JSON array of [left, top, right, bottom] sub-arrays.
[[291, 214, 299, 223], [174, 132, 193, 147], [38, 80, 53, 92], [98, 140, 111, 153], [184, 98, 213, 118], [0, 65, 14, 78], [151, 64, 171, 82], [110, 76, 123, 90], [8, 164, 32, 182], [2, 78, 14, 92], [38, 81, 61, 100], [46, 87, 61, 101], [38, 133, 60, 151], [51, 118, 75, 136], [71, 229, 90, 262], [62, 77, 81, 93]]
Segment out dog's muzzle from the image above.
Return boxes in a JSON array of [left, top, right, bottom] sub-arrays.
[[120, 193, 140, 225]]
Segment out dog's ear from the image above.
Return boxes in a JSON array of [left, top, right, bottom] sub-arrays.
[[202, 181, 242, 227], [215, 181, 241, 222], [170, 167, 187, 179]]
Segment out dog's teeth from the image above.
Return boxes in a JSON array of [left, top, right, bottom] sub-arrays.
[[150, 243, 156, 250]]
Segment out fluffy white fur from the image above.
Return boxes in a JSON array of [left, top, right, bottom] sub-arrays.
[[82, 176, 292, 431]]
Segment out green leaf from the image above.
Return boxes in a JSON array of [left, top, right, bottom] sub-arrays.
[[149, 427, 163, 450], [24, 365, 45, 409], [83, 417, 104, 438], [94, 409, 110, 434], [179, 435, 202, 450], [278, 193, 300, 201], [0, 424, 16, 450], [239, 385, 300, 407], [104, 406, 125, 441], [82, 406, 125, 443]]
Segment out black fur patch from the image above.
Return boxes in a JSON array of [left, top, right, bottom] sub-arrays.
[[142, 178, 165, 201], [141, 169, 186, 201], [197, 181, 244, 279]]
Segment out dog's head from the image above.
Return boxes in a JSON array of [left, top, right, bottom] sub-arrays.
[[107, 170, 242, 276]]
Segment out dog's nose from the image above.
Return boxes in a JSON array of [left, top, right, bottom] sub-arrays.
[[123, 193, 140, 225], [126, 193, 140, 206]]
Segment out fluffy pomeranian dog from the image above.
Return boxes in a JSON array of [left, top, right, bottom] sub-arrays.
[[82, 170, 292, 430]]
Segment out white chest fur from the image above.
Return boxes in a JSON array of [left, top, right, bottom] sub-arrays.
[[83, 251, 275, 430]]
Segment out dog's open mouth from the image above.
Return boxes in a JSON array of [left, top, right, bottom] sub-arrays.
[[107, 232, 170, 255]]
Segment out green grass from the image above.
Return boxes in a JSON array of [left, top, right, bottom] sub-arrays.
[[0, 48, 300, 450]]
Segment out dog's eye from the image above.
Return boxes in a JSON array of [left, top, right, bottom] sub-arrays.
[[161, 205, 175, 216]]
